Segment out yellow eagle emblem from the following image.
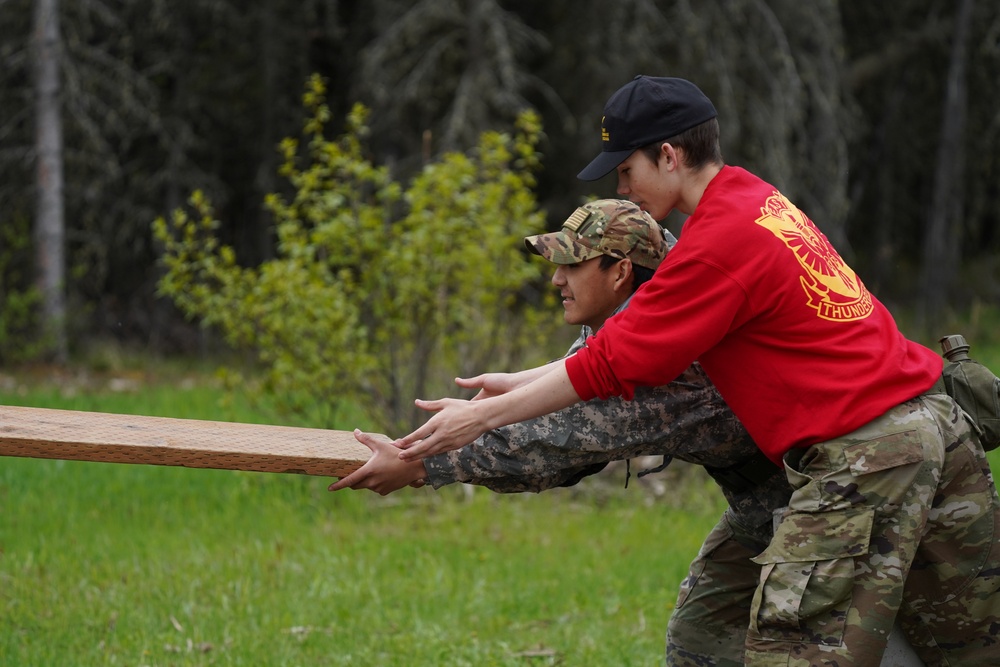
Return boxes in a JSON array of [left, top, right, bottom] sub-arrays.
[[755, 192, 873, 322]]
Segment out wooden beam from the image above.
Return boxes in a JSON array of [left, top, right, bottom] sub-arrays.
[[0, 405, 370, 477]]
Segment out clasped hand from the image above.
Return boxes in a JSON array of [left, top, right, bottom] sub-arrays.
[[327, 429, 427, 495], [330, 372, 526, 492]]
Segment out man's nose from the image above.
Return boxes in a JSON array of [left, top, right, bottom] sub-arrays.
[[616, 176, 629, 196]]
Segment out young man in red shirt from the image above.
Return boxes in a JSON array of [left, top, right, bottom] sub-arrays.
[[394, 76, 1000, 666], [334, 198, 790, 665]]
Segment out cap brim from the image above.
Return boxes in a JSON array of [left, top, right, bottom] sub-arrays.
[[523, 233, 602, 265], [576, 148, 635, 181]]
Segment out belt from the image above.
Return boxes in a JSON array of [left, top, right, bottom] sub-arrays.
[[705, 450, 781, 494]]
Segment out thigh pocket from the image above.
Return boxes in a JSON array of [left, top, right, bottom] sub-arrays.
[[749, 508, 873, 645], [674, 516, 736, 610]]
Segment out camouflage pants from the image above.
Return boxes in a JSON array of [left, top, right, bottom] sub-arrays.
[[745, 393, 1000, 667], [666, 510, 768, 666]]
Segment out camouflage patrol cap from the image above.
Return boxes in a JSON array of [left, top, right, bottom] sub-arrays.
[[524, 199, 670, 269]]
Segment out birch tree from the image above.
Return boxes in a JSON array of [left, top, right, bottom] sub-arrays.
[[920, 0, 975, 324], [31, 0, 67, 361]]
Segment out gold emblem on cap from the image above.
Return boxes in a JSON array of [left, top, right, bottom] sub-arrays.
[[601, 115, 609, 142]]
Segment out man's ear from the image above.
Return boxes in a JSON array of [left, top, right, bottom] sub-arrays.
[[660, 142, 680, 170], [614, 258, 633, 291]]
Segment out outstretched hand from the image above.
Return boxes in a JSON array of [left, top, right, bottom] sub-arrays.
[[455, 364, 556, 400], [456, 370, 531, 400], [396, 359, 579, 462], [394, 397, 489, 461], [455, 374, 510, 400], [328, 429, 428, 495]]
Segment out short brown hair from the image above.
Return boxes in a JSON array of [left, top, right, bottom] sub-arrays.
[[639, 117, 722, 170]]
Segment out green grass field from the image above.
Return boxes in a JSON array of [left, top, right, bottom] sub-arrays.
[[0, 363, 720, 666], [3, 344, 1000, 666]]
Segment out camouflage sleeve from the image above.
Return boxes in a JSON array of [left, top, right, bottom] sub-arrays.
[[565, 325, 591, 356], [424, 362, 749, 492]]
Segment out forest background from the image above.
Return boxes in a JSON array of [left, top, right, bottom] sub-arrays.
[[2, 0, 1000, 431], [3, 3, 1000, 663]]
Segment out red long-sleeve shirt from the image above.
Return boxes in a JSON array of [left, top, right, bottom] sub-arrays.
[[565, 166, 941, 464]]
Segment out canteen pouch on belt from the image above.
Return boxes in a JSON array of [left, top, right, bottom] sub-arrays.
[[940, 334, 1000, 451]]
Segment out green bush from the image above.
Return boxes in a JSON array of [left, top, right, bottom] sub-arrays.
[[154, 75, 560, 432], [0, 214, 46, 363]]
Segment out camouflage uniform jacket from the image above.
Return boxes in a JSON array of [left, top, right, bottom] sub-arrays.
[[424, 314, 792, 541]]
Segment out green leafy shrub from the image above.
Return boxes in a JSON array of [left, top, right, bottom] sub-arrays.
[[0, 214, 46, 363], [154, 75, 559, 432]]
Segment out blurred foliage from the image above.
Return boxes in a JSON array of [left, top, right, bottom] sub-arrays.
[[4, 1, 1000, 351], [0, 215, 47, 363], [154, 76, 560, 432]]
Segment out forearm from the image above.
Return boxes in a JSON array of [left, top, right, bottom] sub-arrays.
[[425, 457, 607, 494], [508, 361, 563, 387], [478, 361, 580, 430], [423, 367, 735, 489], [422, 418, 611, 492]]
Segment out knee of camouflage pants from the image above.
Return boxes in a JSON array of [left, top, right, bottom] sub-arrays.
[[744, 395, 1000, 667], [895, 394, 1000, 667], [666, 512, 765, 666]]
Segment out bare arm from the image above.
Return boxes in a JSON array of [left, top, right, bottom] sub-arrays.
[[423, 364, 752, 491], [456, 362, 560, 400]]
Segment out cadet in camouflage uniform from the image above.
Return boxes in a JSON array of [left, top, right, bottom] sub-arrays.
[[331, 199, 791, 665], [394, 77, 1000, 666]]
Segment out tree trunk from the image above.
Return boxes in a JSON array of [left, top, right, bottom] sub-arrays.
[[32, 0, 68, 362], [920, 0, 974, 327]]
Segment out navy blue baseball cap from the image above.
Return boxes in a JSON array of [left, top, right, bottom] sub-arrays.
[[577, 76, 717, 181]]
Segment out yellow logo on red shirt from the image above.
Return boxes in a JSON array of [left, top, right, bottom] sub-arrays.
[[754, 192, 873, 322]]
